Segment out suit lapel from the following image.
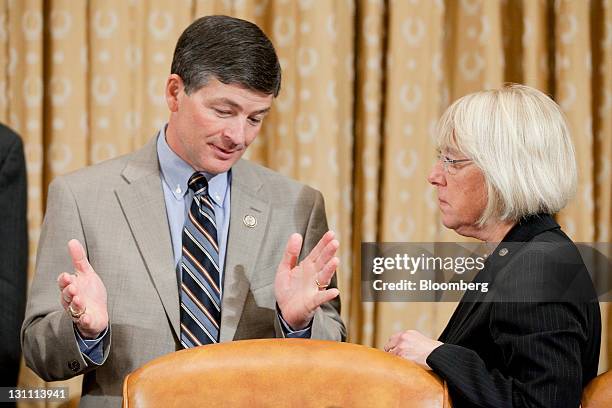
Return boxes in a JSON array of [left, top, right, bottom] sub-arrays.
[[115, 138, 179, 338], [219, 160, 271, 342], [440, 288, 484, 342], [441, 250, 507, 342]]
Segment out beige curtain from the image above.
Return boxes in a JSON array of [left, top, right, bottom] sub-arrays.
[[2, 1, 609, 406]]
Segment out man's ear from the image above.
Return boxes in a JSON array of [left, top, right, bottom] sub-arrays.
[[165, 74, 183, 112]]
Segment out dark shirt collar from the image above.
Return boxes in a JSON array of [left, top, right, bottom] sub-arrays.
[[502, 213, 561, 243]]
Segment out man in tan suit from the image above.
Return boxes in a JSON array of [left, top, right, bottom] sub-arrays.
[[22, 16, 345, 407]]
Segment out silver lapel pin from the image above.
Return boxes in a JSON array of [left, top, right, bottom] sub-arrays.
[[243, 214, 257, 228]]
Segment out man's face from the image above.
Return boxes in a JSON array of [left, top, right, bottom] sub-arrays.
[[165, 75, 274, 174]]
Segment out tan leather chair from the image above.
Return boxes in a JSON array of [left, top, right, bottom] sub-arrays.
[[122, 339, 451, 407], [582, 370, 612, 408]]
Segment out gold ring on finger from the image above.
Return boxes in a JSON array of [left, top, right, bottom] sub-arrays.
[[315, 279, 329, 290], [68, 305, 86, 319]]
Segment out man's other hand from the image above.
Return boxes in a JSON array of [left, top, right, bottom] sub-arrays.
[[57, 239, 109, 339]]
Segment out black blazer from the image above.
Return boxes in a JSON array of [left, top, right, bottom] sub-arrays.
[[0, 125, 28, 388], [427, 214, 601, 408]]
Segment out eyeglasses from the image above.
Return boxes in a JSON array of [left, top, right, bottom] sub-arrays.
[[436, 154, 472, 175]]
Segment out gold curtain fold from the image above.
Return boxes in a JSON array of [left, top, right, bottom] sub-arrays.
[[350, 0, 385, 346], [375, 0, 448, 349], [2, 1, 609, 406]]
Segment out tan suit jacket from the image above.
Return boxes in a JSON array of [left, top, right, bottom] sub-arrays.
[[22, 137, 345, 407]]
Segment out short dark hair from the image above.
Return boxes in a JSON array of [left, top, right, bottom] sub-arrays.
[[171, 15, 281, 97]]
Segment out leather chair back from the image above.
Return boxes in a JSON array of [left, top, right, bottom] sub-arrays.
[[582, 370, 612, 408], [123, 339, 451, 407]]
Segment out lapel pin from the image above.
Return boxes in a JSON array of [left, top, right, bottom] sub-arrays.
[[498, 248, 509, 256], [243, 214, 257, 228]]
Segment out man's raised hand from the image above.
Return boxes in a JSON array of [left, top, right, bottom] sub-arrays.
[[274, 231, 340, 330]]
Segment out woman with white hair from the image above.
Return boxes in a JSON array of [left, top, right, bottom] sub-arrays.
[[384, 84, 601, 407]]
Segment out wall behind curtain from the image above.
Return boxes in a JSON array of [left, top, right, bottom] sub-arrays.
[[1, 1, 609, 406]]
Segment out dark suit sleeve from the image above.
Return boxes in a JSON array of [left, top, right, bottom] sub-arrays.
[[427, 249, 597, 408], [0, 129, 28, 386]]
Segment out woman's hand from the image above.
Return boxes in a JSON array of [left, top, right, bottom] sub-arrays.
[[384, 330, 443, 370]]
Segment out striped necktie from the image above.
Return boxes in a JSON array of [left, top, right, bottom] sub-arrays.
[[179, 172, 221, 348]]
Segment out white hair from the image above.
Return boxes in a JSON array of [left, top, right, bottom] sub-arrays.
[[435, 83, 577, 225]]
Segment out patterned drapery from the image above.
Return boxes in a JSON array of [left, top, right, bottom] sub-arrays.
[[3, 1, 609, 406]]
